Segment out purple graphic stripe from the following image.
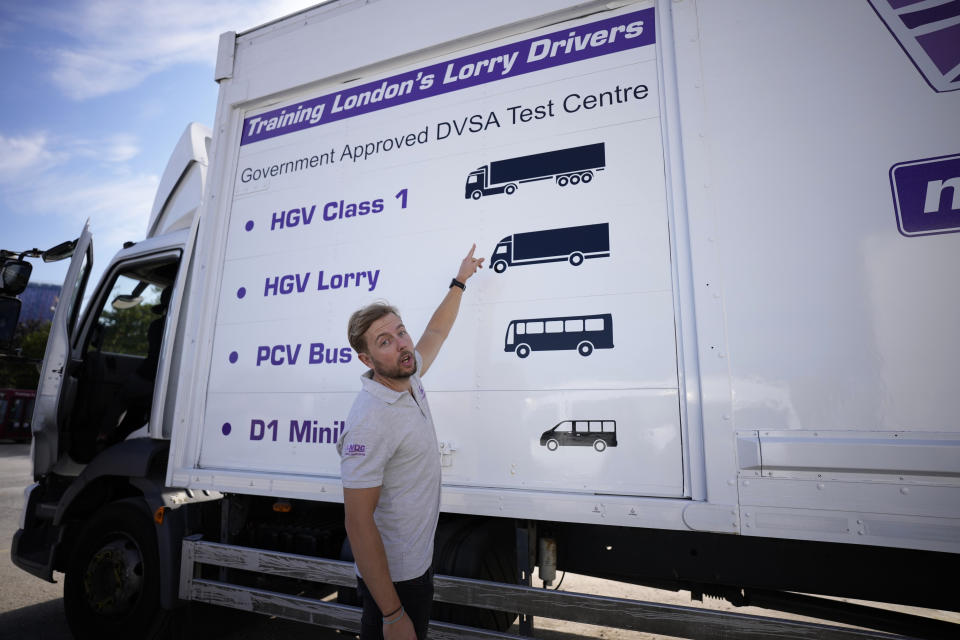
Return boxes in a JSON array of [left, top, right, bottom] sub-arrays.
[[917, 22, 960, 73], [900, 0, 960, 29], [887, 0, 926, 9], [240, 8, 653, 146]]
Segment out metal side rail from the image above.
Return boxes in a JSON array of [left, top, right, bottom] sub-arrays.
[[180, 537, 917, 640]]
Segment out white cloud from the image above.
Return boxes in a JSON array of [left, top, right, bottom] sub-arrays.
[[44, 0, 320, 100], [4, 167, 159, 264], [0, 131, 141, 183], [0, 128, 152, 254], [0, 133, 64, 180], [99, 135, 141, 164], [42, 173, 158, 226]]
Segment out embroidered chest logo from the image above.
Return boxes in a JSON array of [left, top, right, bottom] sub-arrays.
[[416, 380, 426, 401], [344, 443, 366, 456]]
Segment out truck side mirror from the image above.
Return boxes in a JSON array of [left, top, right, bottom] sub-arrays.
[[0, 295, 21, 344], [0, 259, 32, 296], [41, 239, 78, 263]]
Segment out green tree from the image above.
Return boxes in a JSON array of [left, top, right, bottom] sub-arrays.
[[0, 319, 51, 390], [97, 304, 153, 356]]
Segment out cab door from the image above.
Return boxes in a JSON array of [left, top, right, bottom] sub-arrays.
[[32, 223, 92, 478]]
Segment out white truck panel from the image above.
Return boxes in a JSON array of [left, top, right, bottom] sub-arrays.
[[668, 0, 960, 552], [168, 0, 960, 553]]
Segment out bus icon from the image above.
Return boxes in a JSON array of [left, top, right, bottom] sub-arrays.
[[540, 420, 618, 452], [504, 313, 613, 358]]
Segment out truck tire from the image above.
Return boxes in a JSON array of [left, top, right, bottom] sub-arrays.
[[581, 171, 593, 183], [471, 190, 482, 200], [493, 260, 508, 273], [556, 175, 569, 187], [569, 174, 581, 185], [64, 499, 168, 640], [577, 341, 594, 357], [433, 517, 517, 631], [568, 252, 584, 266], [516, 344, 531, 358], [504, 184, 517, 195]]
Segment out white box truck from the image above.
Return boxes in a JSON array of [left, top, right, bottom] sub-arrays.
[[10, 1, 960, 638]]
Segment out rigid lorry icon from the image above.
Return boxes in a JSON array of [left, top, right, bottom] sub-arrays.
[[465, 142, 605, 199], [491, 223, 610, 273]]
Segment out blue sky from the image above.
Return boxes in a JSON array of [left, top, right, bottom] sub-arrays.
[[0, 0, 317, 286]]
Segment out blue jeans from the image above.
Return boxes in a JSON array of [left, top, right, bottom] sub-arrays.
[[356, 567, 434, 640]]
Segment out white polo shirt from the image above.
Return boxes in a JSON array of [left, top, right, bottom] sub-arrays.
[[338, 351, 441, 582]]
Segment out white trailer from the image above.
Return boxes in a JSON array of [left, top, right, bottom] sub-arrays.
[[11, 1, 960, 638]]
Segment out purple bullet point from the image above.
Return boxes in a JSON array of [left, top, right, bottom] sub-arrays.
[[245, 220, 254, 231], [237, 287, 246, 299], [229, 351, 238, 363], [222, 422, 232, 436]]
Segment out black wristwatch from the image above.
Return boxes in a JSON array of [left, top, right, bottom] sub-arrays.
[[449, 278, 466, 291]]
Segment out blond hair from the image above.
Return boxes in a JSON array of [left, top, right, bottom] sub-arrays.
[[347, 301, 400, 354]]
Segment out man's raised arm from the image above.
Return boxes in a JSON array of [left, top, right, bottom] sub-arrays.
[[415, 244, 484, 375]]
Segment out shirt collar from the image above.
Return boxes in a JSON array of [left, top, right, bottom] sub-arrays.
[[360, 368, 409, 405]]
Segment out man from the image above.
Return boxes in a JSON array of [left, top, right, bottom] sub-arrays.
[[339, 245, 484, 640]]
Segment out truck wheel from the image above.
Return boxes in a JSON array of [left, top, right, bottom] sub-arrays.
[[493, 260, 508, 273], [471, 190, 482, 200], [577, 341, 594, 357], [556, 175, 569, 187], [569, 174, 581, 185], [546, 439, 559, 451], [516, 344, 530, 359], [568, 252, 584, 266], [594, 439, 607, 452], [504, 184, 517, 195], [64, 499, 167, 640], [581, 171, 593, 183], [433, 517, 518, 631]]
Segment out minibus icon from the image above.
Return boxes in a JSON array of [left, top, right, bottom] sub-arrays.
[[540, 420, 617, 452]]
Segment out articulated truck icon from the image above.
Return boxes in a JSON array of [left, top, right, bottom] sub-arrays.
[[465, 143, 605, 199], [490, 223, 610, 273]]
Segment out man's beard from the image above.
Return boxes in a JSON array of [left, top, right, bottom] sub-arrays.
[[371, 349, 417, 380]]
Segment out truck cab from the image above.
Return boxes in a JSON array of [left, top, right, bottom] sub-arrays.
[[465, 165, 499, 199], [12, 123, 214, 637]]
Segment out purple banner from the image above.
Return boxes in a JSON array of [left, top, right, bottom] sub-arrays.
[[240, 8, 654, 146], [890, 153, 960, 237]]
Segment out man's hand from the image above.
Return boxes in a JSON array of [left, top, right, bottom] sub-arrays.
[[416, 243, 485, 376], [383, 610, 417, 640], [456, 243, 484, 283]]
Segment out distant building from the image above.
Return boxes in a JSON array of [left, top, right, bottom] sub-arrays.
[[18, 283, 60, 324]]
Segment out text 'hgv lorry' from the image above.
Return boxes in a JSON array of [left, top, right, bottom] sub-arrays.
[[10, 1, 960, 639]]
